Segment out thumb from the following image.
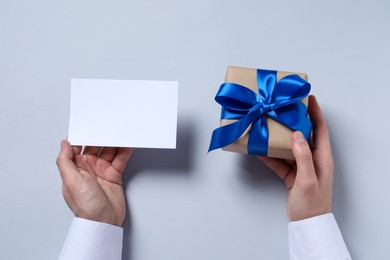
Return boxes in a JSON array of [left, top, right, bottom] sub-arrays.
[[291, 131, 316, 183], [56, 140, 80, 182]]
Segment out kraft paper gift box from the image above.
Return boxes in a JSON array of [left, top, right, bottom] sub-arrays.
[[209, 66, 312, 160]]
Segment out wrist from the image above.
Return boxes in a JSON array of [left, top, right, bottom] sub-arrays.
[[74, 209, 124, 227], [288, 209, 332, 222]]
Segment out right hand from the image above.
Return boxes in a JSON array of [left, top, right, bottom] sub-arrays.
[[258, 95, 334, 221]]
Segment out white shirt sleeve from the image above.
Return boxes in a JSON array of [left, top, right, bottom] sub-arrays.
[[59, 217, 123, 260], [288, 213, 351, 260]]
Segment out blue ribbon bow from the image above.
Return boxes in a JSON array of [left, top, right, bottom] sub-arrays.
[[208, 69, 312, 155]]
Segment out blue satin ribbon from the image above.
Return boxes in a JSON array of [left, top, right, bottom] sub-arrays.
[[208, 69, 312, 155]]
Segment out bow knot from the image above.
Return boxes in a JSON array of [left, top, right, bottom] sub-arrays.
[[260, 101, 273, 114], [209, 69, 312, 156]]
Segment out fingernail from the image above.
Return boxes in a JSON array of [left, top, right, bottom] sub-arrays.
[[61, 140, 65, 149], [293, 131, 305, 143]]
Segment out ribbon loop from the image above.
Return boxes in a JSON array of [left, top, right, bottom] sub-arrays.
[[209, 69, 312, 156]]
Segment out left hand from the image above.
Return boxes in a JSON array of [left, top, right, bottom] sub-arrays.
[[56, 140, 133, 227]]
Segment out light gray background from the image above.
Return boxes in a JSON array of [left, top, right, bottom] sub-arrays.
[[1, 0, 389, 259]]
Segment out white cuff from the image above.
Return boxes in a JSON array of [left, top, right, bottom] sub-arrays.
[[289, 213, 351, 260], [59, 217, 123, 260]]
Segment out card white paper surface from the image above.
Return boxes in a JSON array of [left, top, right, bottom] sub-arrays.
[[68, 79, 178, 148]]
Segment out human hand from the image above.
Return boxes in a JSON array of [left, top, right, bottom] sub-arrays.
[[56, 140, 133, 226], [258, 95, 333, 221]]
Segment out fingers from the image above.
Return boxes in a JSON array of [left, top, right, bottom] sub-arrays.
[[57, 140, 73, 161], [308, 95, 334, 181], [112, 148, 133, 173], [83, 146, 102, 155], [291, 131, 316, 184], [257, 156, 292, 180], [72, 145, 82, 155], [56, 140, 82, 183], [258, 156, 296, 189], [308, 95, 332, 156], [99, 147, 119, 162]]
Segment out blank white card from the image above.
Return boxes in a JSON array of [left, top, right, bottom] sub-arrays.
[[68, 79, 178, 148]]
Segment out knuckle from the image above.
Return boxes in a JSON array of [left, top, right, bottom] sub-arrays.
[[301, 178, 317, 188], [56, 156, 63, 166], [299, 179, 319, 194], [295, 143, 312, 160], [328, 160, 335, 172], [298, 150, 312, 163], [315, 158, 334, 172]]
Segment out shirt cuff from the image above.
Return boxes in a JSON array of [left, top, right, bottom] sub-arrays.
[[59, 217, 123, 260], [288, 213, 352, 260]]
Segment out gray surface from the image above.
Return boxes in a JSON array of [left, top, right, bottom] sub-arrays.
[[1, 0, 389, 259]]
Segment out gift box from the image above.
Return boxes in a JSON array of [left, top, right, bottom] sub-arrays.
[[209, 66, 312, 160]]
